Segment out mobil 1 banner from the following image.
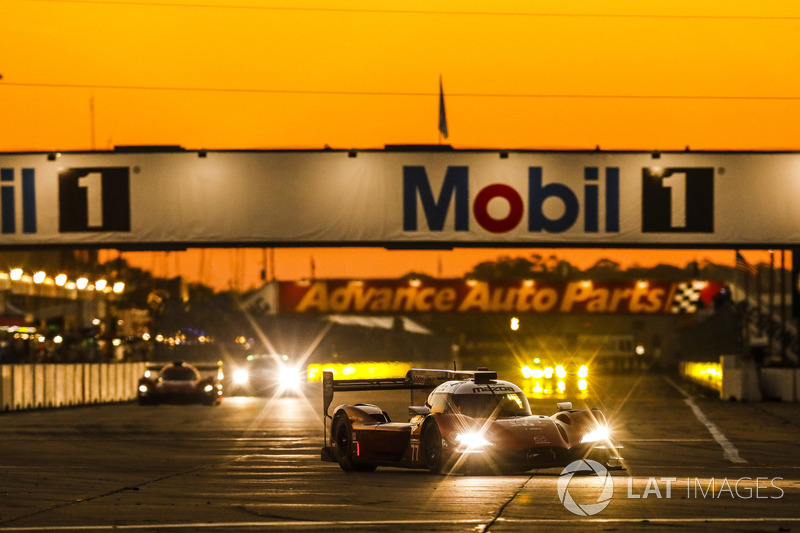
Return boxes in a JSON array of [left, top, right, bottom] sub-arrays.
[[0, 150, 799, 247]]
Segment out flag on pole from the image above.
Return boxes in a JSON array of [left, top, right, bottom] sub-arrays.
[[736, 251, 757, 276], [438, 76, 448, 139]]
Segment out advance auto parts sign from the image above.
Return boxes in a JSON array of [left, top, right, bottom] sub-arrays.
[[278, 279, 725, 314]]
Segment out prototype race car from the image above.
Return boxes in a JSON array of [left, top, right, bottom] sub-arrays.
[[321, 368, 622, 474], [228, 354, 305, 396], [137, 361, 223, 405]]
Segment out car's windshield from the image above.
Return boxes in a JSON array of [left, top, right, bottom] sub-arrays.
[[451, 392, 532, 419], [162, 367, 199, 381]]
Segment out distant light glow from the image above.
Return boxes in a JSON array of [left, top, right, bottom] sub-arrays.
[[307, 361, 411, 381]]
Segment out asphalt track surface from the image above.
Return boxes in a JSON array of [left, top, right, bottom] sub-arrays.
[[1, 371, 800, 532]]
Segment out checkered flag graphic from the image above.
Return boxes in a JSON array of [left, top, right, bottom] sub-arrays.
[[670, 282, 705, 313]]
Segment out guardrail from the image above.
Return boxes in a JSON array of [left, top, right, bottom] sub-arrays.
[[0, 362, 146, 412]]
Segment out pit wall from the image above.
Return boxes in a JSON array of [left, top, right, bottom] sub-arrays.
[[0, 363, 147, 412]]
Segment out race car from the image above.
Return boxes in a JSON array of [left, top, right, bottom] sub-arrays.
[[320, 368, 622, 474], [228, 354, 305, 396], [137, 361, 223, 405]]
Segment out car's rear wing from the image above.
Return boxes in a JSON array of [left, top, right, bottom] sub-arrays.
[[322, 367, 497, 418], [144, 361, 223, 379]]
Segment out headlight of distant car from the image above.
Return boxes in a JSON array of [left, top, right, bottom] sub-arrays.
[[278, 365, 302, 391], [451, 431, 493, 453], [233, 369, 249, 384], [138, 384, 148, 393], [203, 384, 214, 393], [580, 426, 610, 444]]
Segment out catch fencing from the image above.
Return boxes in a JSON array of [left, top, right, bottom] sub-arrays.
[[0, 362, 146, 412]]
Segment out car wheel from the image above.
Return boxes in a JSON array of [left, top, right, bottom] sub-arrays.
[[331, 413, 376, 472], [423, 422, 448, 474]]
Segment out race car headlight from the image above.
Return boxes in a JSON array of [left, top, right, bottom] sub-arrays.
[[580, 426, 610, 444], [233, 369, 249, 384], [452, 432, 493, 452], [138, 384, 148, 393], [278, 365, 301, 390], [203, 384, 214, 393]]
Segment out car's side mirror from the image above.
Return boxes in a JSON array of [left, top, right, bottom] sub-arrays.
[[409, 405, 430, 417]]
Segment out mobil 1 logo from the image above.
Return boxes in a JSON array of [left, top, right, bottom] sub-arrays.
[[58, 167, 131, 232], [641, 167, 714, 233]]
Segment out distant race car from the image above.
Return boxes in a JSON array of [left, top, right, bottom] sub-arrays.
[[228, 354, 306, 396], [137, 361, 223, 405], [321, 368, 622, 474]]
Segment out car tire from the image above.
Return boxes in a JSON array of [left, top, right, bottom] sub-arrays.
[[331, 412, 376, 472], [423, 422, 448, 474]]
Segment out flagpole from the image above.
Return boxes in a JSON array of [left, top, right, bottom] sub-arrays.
[[438, 75, 448, 144], [743, 258, 750, 354]]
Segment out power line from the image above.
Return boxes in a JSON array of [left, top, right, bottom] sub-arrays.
[[2, 81, 800, 101], [16, 0, 800, 21]]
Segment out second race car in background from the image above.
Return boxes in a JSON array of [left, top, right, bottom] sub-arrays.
[[137, 361, 223, 405]]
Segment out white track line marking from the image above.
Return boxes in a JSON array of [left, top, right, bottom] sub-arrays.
[[664, 376, 747, 464]]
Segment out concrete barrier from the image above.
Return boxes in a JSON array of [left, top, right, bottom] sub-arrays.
[[1, 366, 12, 411], [0, 362, 145, 413], [794, 368, 800, 402], [44, 364, 56, 408], [760, 367, 797, 402], [720, 355, 762, 402], [33, 364, 45, 408], [15, 365, 33, 410]]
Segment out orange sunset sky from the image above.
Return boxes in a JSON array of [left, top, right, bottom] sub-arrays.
[[3, 1, 798, 289]]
